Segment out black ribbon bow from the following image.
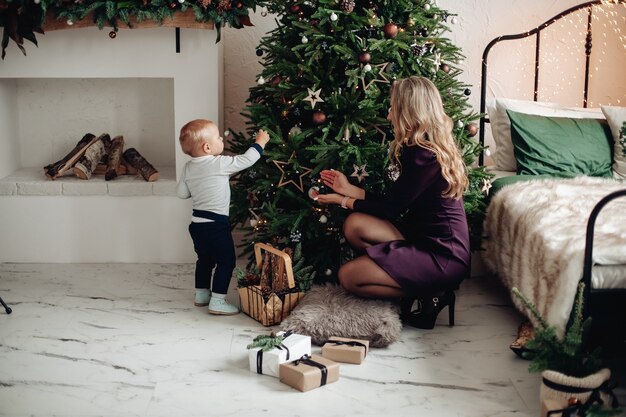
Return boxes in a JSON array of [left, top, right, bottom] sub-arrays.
[[326, 340, 368, 357], [543, 377, 620, 416], [294, 354, 328, 387]]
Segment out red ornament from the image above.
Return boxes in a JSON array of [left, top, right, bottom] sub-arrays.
[[312, 111, 327, 125], [108, 31, 117, 39], [290, 4, 301, 13], [358, 51, 371, 64], [383, 23, 399, 38], [169, 2, 177, 9], [270, 75, 282, 86], [465, 123, 478, 137], [310, 19, 319, 26], [236, 2, 243, 8], [440, 63, 450, 73]]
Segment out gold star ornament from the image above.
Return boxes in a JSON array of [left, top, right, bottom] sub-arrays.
[[360, 63, 391, 91], [272, 152, 313, 192], [303, 88, 325, 109], [351, 163, 369, 183]]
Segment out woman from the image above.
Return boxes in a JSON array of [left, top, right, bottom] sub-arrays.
[[316, 76, 470, 329]]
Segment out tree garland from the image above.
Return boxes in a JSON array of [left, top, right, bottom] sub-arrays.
[[0, 0, 270, 59]]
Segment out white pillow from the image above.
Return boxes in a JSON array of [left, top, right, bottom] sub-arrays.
[[487, 98, 604, 171], [600, 105, 626, 179]]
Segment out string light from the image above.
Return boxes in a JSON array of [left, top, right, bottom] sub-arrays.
[[488, 2, 625, 107]]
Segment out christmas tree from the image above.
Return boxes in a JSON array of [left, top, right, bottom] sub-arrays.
[[229, 0, 489, 281]]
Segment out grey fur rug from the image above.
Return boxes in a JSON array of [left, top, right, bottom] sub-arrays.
[[281, 284, 402, 348]]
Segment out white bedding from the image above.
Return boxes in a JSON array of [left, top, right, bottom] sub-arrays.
[[482, 176, 626, 335]]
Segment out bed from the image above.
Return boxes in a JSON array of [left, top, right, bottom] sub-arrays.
[[478, 0, 626, 336]]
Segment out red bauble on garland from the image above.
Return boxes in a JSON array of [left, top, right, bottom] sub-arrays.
[[358, 51, 371, 64], [312, 111, 327, 125], [383, 23, 398, 38], [465, 123, 478, 137]]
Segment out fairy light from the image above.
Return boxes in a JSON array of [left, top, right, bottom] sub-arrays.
[[489, 2, 626, 107]]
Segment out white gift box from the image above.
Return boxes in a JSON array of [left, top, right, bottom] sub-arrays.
[[248, 332, 311, 378]]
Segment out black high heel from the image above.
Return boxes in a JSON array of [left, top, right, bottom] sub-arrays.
[[402, 291, 455, 330]]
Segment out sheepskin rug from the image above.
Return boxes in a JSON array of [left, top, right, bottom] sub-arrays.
[[280, 284, 402, 348], [483, 176, 626, 336]]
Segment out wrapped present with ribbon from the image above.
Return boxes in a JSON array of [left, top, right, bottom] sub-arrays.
[[247, 331, 311, 378], [321, 336, 369, 364], [279, 354, 340, 392]]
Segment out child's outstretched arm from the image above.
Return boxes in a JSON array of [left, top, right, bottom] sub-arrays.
[[220, 129, 270, 175]]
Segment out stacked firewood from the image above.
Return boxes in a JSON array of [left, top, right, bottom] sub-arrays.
[[44, 133, 159, 182]]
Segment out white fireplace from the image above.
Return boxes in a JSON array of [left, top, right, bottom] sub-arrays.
[[0, 25, 223, 263]]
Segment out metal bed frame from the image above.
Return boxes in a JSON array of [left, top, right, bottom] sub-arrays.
[[477, 0, 626, 318]]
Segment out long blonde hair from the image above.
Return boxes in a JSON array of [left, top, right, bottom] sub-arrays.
[[387, 76, 468, 199]]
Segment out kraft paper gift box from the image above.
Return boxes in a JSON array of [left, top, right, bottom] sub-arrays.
[[248, 332, 311, 378], [279, 354, 340, 392], [321, 336, 369, 364]]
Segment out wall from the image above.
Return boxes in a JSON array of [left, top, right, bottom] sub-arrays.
[[223, 0, 626, 149], [17, 78, 175, 169], [0, 80, 19, 179]]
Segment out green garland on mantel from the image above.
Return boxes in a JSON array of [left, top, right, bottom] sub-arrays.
[[0, 0, 274, 59]]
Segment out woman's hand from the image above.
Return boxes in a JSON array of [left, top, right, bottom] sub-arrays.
[[320, 170, 352, 196], [315, 193, 344, 206]]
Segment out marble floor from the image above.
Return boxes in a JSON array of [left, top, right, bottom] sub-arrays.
[[0, 263, 623, 417]]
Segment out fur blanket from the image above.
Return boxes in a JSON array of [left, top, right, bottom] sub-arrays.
[[281, 284, 402, 348], [483, 176, 626, 335]]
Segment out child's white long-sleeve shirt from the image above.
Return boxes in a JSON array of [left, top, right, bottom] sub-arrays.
[[176, 146, 262, 218]]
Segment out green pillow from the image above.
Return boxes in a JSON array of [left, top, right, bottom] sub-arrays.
[[507, 109, 613, 177]]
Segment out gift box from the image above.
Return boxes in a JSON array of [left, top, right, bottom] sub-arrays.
[[248, 332, 311, 378], [279, 354, 340, 392], [541, 398, 580, 417], [321, 336, 369, 364]]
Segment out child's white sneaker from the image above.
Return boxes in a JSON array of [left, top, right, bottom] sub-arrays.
[[194, 289, 211, 307], [208, 294, 239, 315]]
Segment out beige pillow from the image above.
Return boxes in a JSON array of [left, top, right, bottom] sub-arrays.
[[487, 98, 604, 171], [600, 105, 626, 179]]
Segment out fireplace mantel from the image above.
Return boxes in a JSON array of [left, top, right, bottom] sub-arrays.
[[42, 9, 215, 31], [0, 24, 223, 263]]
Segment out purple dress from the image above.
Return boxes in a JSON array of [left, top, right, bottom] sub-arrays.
[[353, 144, 470, 293]]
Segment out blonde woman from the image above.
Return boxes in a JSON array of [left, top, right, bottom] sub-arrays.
[[316, 76, 470, 329]]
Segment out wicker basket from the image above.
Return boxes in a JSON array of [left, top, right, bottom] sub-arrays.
[[238, 243, 305, 326]]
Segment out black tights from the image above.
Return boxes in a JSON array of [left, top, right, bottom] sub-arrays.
[[338, 213, 406, 299]]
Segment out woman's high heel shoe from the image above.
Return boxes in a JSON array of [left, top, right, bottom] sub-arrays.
[[402, 291, 455, 330]]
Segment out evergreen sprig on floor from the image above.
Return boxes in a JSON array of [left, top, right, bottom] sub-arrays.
[[229, 0, 489, 280]]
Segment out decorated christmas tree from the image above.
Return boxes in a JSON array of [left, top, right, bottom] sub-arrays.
[[228, 0, 490, 280]]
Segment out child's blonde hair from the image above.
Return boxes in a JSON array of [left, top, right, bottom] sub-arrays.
[[387, 76, 468, 199], [179, 119, 213, 156]]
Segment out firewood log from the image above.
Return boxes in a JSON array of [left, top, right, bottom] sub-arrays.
[[94, 163, 128, 176], [123, 148, 159, 182], [74, 134, 109, 180], [44, 133, 97, 179], [260, 250, 272, 289], [271, 253, 287, 292], [123, 160, 138, 175], [105, 136, 125, 181]]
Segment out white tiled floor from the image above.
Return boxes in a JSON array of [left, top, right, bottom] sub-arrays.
[[0, 263, 623, 417]]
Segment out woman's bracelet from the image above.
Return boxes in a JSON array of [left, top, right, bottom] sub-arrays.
[[340, 196, 350, 209]]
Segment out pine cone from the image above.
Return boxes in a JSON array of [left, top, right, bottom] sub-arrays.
[[340, 0, 355, 12], [217, 0, 231, 11]]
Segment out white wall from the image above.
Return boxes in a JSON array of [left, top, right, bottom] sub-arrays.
[[0, 80, 20, 178], [222, 0, 626, 148], [17, 78, 175, 169]]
